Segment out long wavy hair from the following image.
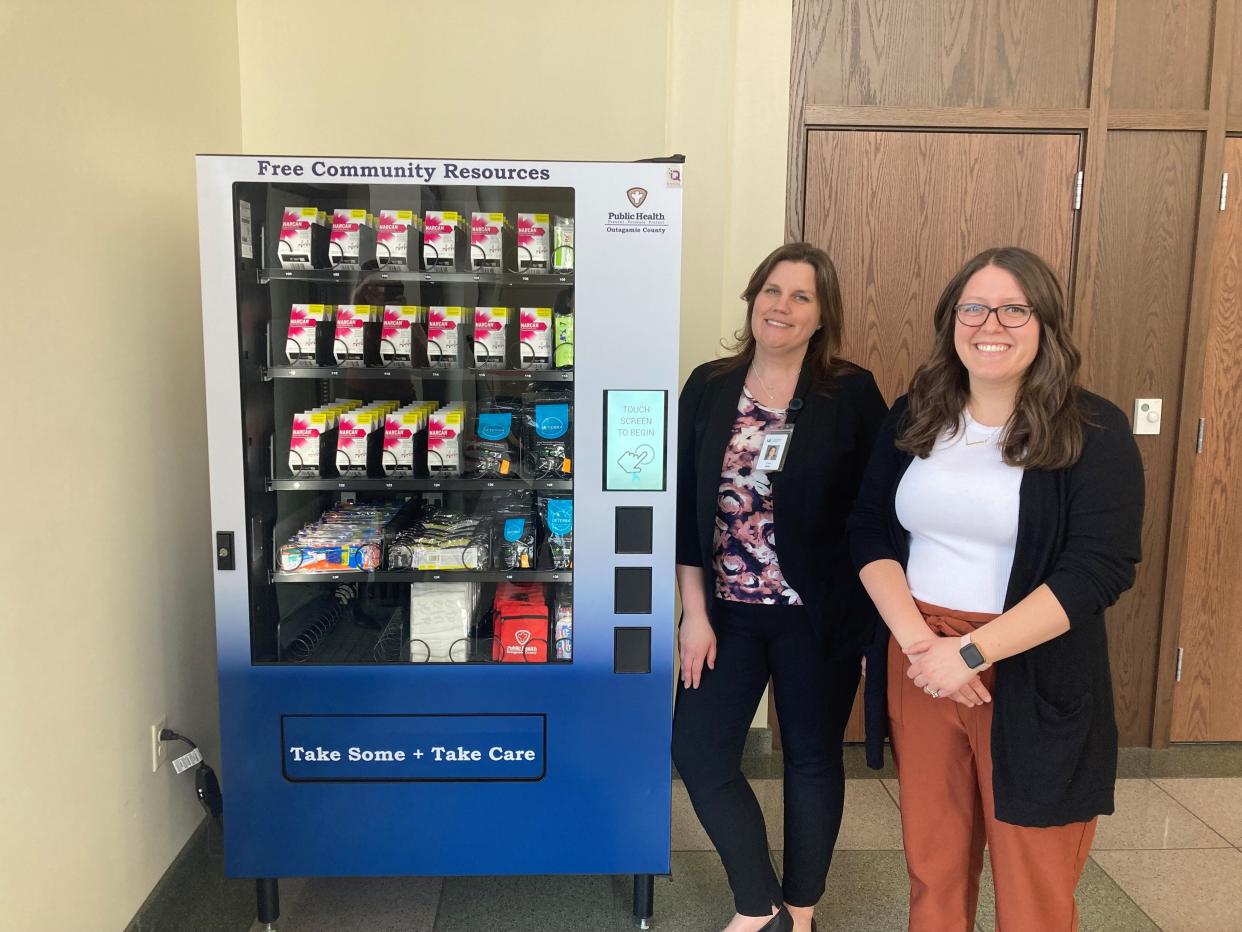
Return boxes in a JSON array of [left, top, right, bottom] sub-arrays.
[[897, 247, 1085, 469], [713, 242, 849, 387]]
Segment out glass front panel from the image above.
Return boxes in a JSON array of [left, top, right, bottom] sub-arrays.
[[233, 181, 574, 666]]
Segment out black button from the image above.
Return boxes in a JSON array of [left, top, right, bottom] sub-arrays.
[[615, 566, 653, 614], [614, 627, 652, 674], [615, 506, 654, 554]]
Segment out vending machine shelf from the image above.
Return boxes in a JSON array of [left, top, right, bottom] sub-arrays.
[[264, 365, 573, 383], [259, 268, 574, 287], [269, 477, 573, 492], [272, 569, 572, 584]]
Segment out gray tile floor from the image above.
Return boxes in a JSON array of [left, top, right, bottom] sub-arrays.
[[130, 745, 1242, 931]]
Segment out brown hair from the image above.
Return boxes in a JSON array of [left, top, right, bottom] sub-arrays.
[[715, 242, 849, 386], [897, 246, 1085, 469]]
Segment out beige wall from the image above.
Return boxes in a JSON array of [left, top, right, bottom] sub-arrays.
[[236, 1, 672, 161], [0, 3, 241, 929], [1, 4, 790, 924]]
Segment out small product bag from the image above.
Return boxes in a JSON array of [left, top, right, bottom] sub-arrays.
[[492, 491, 538, 570], [538, 496, 573, 570], [491, 587, 549, 663], [524, 392, 573, 480], [469, 402, 521, 479]]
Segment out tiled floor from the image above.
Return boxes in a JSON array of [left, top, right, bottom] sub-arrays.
[[135, 755, 1242, 930]]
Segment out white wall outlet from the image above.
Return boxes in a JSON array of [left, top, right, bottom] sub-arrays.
[[151, 716, 168, 772], [1134, 398, 1162, 435]]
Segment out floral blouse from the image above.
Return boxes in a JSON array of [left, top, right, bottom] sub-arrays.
[[711, 386, 802, 604]]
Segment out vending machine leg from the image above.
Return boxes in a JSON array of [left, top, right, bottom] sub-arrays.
[[632, 874, 654, 929], [256, 877, 280, 930]]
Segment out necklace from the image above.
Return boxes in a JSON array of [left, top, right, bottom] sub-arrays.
[[964, 407, 1005, 446], [750, 363, 793, 406]]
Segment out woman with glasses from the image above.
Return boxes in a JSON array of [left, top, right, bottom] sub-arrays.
[[849, 247, 1144, 931], [674, 243, 887, 932]]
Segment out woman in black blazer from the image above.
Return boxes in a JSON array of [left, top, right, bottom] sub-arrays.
[[672, 242, 887, 932], [849, 247, 1144, 930]]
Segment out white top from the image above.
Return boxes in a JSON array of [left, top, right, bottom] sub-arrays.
[[894, 411, 1022, 614]]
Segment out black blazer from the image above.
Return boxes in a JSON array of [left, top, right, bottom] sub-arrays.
[[676, 357, 888, 652], [849, 392, 1145, 827]]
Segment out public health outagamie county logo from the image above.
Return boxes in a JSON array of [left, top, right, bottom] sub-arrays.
[[605, 188, 668, 236]]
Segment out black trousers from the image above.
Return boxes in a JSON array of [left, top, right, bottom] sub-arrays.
[[671, 599, 860, 917]]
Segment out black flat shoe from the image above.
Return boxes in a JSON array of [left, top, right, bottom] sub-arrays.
[[757, 905, 793, 932]]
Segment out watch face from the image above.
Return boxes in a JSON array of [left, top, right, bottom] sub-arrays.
[[960, 642, 986, 669]]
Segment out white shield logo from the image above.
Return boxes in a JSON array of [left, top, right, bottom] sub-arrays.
[[627, 187, 648, 208], [515, 629, 531, 647]]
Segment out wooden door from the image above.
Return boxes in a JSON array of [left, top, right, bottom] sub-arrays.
[[1171, 137, 1242, 742], [793, 129, 1081, 743]]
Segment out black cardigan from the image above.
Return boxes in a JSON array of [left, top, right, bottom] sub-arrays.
[[676, 358, 888, 653], [849, 391, 1145, 827]]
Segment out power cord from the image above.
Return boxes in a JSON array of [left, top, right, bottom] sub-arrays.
[[160, 729, 223, 826]]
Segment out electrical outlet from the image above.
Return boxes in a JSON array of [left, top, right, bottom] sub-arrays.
[[151, 716, 167, 772]]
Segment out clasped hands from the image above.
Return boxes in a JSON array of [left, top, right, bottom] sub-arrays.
[[904, 635, 991, 708]]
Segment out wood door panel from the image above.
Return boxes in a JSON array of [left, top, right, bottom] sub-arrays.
[[804, 130, 1080, 403], [802, 129, 1079, 742], [1231, 3, 1242, 124], [1172, 138, 1242, 741], [797, 0, 1093, 110], [1111, 0, 1213, 110], [1086, 131, 1203, 744]]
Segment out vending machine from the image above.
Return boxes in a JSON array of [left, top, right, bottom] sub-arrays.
[[196, 155, 683, 926]]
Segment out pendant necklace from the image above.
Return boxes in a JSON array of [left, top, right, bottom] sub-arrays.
[[750, 363, 787, 407]]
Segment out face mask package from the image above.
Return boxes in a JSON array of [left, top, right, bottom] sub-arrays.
[[524, 391, 573, 480], [333, 305, 378, 366], [423, 210, 467, 270], [470, 212, 511, 271], [289, 400, 361, 477], [285, 304, 334, 365], [408, 581, 479, 662], [380, 305, 429, 367], [469, 402, 521, 479], [376, 209, 423, 271], [492, 583, 549, 663], [336, 401, 398, 477], [329, 208, 377, 269], [538, 496, 574, 570], [382, 401, 437, 476], [277, 207, 328, 269], [552, 216, 574, 272], [427, 403, 466, 476], [492, 491, 538, 571], [518, 307, 553, 370], [517, 213, 551, 272], [427, 306, 464, 367]]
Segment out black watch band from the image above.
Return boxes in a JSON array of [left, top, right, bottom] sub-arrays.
[[960, 640, 987, 670]]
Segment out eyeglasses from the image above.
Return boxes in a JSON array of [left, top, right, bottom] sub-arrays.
[[954, 303, 1035, 328]]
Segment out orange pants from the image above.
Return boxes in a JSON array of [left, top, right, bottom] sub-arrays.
[[888, 601, 1097, 932]]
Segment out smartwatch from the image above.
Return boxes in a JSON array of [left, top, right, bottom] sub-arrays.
[[959, 633, 990, 670]]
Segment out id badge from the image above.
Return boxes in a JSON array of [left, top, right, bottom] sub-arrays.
[[757, 427, 793, 472]]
